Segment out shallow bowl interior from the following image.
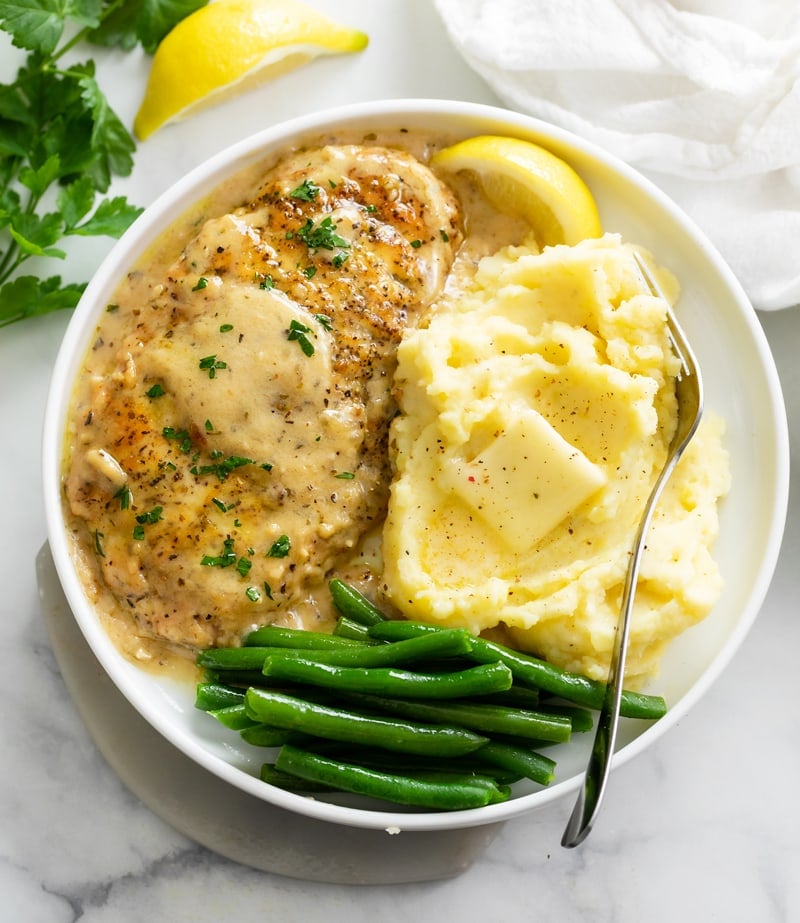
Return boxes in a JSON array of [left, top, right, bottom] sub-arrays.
[[43, 99, 789, 832]]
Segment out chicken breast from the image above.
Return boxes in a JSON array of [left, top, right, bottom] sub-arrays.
[[65, 144, 461, 649]]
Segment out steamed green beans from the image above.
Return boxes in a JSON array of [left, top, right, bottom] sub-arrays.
[[194, 579, 668, 811], [367, 619, 667, 720], [273, 745, 509, 809], [260, 657, 514, 699], [244, 688, 489, 757]]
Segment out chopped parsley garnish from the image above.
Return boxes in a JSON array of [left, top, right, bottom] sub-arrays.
[[334, 471, 355, 479], [364, 204, 377, 214], [302, 265, 317, 279], [331, 252, 349, 269], [191, 454, 255, 482], [314, 313, 333, 331], [94, 530, 105, 557], [201, 537, 237, 568], [287, 319, 315, 357], [219, 323, 234, 333], [245, 586, 262, 603], [258, 273, 275, 290], [192, 277, 209, 291], [410, 239, 422, 249], [106, 304, 120, 313], [114, 484, 132, 509], [162, 427, 193, 453], [211, 497, 228, 512], [267, 534, 291, 558], [263, 581, 274, 600], [132, 525, 145, 541], [146, 383, 166, 398], [439, 229, 450, 242], [204, 419, 214, 432], [236, 556, 252, 578], [290, 179, 321, 201], [296, 215, 350, 252], [199, 354, 227, 378], [135, 507, 163, 525]]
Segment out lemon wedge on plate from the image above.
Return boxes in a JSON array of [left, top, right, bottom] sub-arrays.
[[431, 135, 602, 247], [134, 0, 368, 140]]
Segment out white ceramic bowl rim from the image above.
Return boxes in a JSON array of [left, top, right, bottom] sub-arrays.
[[43, 98, 790, 832]]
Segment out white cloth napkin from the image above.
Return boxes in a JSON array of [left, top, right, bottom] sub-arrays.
[[434, 0, 800, 310]]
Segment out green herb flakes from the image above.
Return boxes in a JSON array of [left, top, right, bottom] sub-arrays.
[[135, 507, 163, 525], [199, 355, 227, 378], [163, 427, 193, 454], [201, 537, 237, 568], [287, 319, 315, 357], [296, 215, 350, 252], [191, 454, 255, 482], [267, 534, 291, 558], [114, 484, 132, 509], [290, 179, 321, 201], [146, 383, 166, 399]]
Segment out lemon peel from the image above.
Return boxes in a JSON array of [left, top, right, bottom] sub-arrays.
[[431, 135, 602, 247], [134, 0, 368, 141]]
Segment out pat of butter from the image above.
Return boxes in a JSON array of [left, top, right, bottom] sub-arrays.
[[439, 405, 606, 549]]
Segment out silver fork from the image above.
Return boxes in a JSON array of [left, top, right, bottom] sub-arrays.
[[561, 251, 704, 848]]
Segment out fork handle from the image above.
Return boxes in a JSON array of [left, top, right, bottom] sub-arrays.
[[560, 451, 682, 848]]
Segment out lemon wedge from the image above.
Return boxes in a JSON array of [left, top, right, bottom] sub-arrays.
[[134, 0, 368, 140], [431, 135, 602, 247]]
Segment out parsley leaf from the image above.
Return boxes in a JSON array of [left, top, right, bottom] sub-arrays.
[[88, 0, 208, 54], [0, 1, 207, 326]]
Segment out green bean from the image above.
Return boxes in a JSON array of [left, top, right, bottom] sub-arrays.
[[330, 691, 572, 743], [478, 686, 540, 709], [244, 625, 369, 649], [209, 704, 259, 730], [274, 745, 507, 809], [197, 647, 273, 672], [367, 620, 666, 719], [254, 629, 472, 669], [538, 703, 594, 733], [333, 616, 373, 641], [300, 743, 524, 785], [470, 638, 666, 719], [245, 688, 488, 756], [260, 762, 337, 793], [201, 669, 272, 688], [261, 656, 513, 699], [195, 682, 246, 711], [328, 579, 386, 626], [240, 724, 304, 748], [476, 741, 556, 786]]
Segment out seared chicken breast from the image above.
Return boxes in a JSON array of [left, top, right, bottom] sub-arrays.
[[65, 144, 461, 649]]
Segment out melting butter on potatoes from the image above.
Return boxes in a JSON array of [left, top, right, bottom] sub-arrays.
[[382, 234, 730, 686]]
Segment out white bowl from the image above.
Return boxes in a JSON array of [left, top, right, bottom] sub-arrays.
[[43, 99, 790, 832]]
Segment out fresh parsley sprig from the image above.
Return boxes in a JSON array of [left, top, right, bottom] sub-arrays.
[[0, 0, 208, 326]]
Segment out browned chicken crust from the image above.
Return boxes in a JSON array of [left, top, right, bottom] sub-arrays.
[[65, 145, 461, 649]]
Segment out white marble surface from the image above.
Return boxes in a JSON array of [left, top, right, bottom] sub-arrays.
[[1, 1, 798, 920]]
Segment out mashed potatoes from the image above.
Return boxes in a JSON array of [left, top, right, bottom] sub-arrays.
[[382, 234, 730, 685]]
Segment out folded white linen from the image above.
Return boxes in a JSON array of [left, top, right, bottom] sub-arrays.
[[435, 0, 800, 309]]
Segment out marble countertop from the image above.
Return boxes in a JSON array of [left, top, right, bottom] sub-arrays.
[[2, 2, 798, 920]]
